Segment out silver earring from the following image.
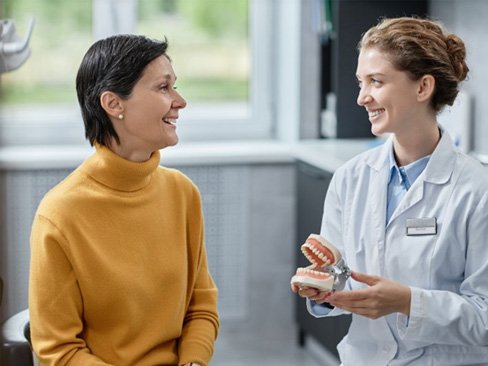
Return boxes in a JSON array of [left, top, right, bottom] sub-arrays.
[[118, 114, 124, 120]]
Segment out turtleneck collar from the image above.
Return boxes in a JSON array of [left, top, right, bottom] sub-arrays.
[[81, 144, 161, 192]]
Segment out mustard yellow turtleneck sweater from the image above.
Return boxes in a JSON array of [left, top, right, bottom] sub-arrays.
[[29, 145, 219, 366]]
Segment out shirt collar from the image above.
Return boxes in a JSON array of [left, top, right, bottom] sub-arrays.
[[367, 125, 457, 185], [388, 142, 431, 190]]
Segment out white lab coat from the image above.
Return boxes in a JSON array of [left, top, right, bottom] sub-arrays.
[[309, 130, 488, 365]]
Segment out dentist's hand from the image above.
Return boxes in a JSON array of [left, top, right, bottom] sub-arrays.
[[291, 283, 333, 304], [325, 271, 411, 319]]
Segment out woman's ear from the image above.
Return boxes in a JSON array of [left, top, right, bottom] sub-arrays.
[[100, 91, 124, 119], [417, 74, 435, 103]]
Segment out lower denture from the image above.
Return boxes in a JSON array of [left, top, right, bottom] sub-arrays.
[[296, 266, 330, 279]]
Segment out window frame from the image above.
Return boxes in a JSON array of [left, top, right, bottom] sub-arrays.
[[0, 0, 276, 145], [174, 0, 274, 142]]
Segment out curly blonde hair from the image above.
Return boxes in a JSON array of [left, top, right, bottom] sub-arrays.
[[358, 17, 469, 112]]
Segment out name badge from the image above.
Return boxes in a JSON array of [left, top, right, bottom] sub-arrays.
[[406, 217, 437, 236]]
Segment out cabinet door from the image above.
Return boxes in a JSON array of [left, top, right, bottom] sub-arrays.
[[295, 161, 351, 357]]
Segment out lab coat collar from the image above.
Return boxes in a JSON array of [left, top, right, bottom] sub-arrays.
[[423, 128, 456, 185], [366, 137, 392, 172], [366, 127, 456, 185]]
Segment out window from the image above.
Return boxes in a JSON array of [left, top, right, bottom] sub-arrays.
[[0, 0, 274, 146]]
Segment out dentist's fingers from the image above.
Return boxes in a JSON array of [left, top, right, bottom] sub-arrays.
[[351, 271, 381, 286], [311, 291, 333, 304], [297, 287, 320, 298], [327, 275, 411, 318]]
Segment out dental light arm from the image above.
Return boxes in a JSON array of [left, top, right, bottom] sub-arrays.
[[0, 17, 35, 73]]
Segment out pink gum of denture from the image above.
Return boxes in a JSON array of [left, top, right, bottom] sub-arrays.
[[300, 234, 341, 267]]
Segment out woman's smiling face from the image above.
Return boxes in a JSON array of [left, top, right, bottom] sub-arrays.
[[116, 55, 187, 156], [356, 47, 422, 137]]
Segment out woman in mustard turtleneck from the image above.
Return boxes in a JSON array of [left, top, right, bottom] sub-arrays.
[[29, 35, 219, 366]]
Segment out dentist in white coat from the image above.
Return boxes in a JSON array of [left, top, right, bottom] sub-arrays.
[[293, 17, 488, 365]]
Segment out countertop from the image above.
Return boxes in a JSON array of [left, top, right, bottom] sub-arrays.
[[0, 139, 380, 171], [290, 138, 380, 172]]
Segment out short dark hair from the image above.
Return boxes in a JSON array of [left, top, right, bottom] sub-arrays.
[[358, 17, 469, 112], [76, 34, 169, 146]]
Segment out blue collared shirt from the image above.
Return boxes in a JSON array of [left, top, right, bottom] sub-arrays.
[[386, 149, 430, 225]]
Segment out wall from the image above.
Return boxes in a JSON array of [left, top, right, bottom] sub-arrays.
[[430, 0, 488, 154]]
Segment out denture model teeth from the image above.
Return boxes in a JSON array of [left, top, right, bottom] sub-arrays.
[[301, 234, 341, 267], [291, 265, 335, 291], [290, 234, 342, 292]]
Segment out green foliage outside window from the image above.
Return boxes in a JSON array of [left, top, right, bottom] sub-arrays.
[[0, 0, 248, 105]]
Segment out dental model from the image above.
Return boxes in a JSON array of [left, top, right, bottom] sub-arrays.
[[291, 234, 350, 292]]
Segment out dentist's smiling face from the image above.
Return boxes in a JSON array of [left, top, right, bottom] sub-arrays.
[[355, 47, 422, 137]]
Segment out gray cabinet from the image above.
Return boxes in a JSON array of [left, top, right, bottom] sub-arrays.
[[295, 161, 351, 357]]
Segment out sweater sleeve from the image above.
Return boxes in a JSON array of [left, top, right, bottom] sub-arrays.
[[29, 214, 114, 366], [177, 187, 219, 366]]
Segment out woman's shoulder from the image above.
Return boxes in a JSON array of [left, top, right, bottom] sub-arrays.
[[34, 167, 86, 220], [335, 143, 386, 176], [455, 151, 488, 187], [156, 166, 199, 192], [156, 166, 192, 182]]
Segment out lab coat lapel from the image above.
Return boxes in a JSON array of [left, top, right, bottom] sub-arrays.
[[387, 177, 424, 225], [366, 140, 391, 275]]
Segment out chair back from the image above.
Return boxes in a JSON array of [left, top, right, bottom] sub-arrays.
[[0, 309, 34, 365]]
